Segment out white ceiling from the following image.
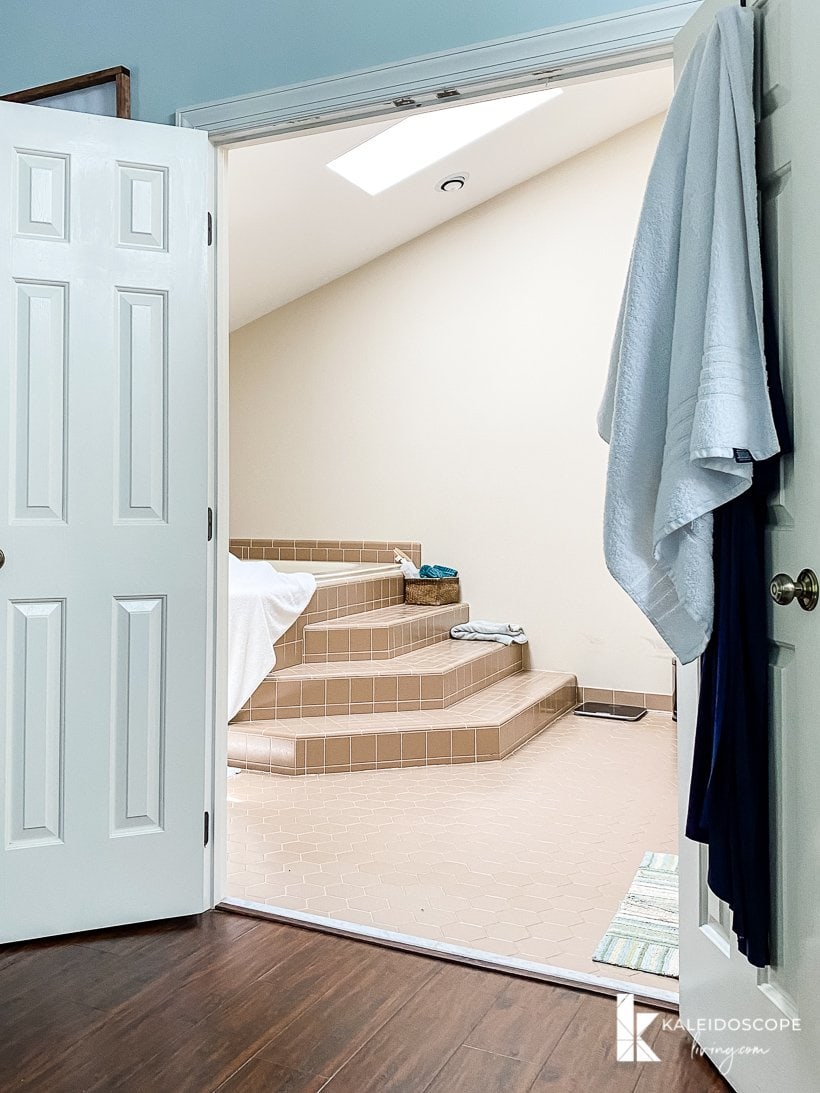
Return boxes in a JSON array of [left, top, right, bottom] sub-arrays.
[[228, 65, 673, 331]]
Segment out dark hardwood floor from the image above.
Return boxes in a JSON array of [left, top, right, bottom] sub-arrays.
[[1, 911, 731, 1092]]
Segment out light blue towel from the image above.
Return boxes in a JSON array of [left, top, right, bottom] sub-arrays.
[[419, 564, 458, 579], [598, 7, 779, 664], [450, 622, 527, 646]]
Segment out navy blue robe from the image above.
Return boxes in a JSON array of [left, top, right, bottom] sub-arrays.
[[685, 308, 789, 969]]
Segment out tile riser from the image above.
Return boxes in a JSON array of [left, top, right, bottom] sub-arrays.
[[239, 644, 523, 720], [228, 677, 577, 776], [302, 603, 469, 664], [579, 686, 673, 713]]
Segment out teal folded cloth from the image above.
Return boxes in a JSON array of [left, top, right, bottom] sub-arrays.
[[419, 564, 458, 579]]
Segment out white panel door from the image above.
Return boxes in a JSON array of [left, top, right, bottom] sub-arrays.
[[676, 1, 820, 1090], [0, 100, 212, 941]]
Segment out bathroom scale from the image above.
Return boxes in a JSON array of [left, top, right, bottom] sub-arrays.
[[575, 701, 647, 722]]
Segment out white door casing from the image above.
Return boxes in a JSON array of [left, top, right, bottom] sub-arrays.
[[0, 100, 213, 941], [677, 1, 820, 1089]]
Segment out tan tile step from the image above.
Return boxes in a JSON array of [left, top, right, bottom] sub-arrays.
[[233, 640, 522, 721], [302, 602, 469, 663], [267, 571, 406, 673], [228, 670, 577, 776]]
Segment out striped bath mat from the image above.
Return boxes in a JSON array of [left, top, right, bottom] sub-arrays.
[[593, 851, 679, 978]]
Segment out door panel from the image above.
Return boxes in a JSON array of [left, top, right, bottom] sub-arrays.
[[118, 164, 168, 250], [13, 280, 68, 522], [116, 288, 168, 521], [16, 151, 68, 239], [7, 599, 65, 848], [677, 1, 820, 1089], [0, 100, 212, 942], [110, 595, 166, 836]]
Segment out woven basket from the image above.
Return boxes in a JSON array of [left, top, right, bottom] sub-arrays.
[[404, 576, 460, 606]]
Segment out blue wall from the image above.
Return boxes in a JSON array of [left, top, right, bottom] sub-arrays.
[[0, 1, 680, 123]]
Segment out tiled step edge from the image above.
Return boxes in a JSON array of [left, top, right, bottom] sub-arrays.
[[238, 642, 523, 720], [228, 671, 577, 776], [302, 603, 469, 663]]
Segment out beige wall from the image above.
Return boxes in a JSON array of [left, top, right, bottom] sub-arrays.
[[229, 115, 673, 694]]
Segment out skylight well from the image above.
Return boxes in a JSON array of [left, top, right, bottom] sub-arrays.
[[327, 88, 563, 195]]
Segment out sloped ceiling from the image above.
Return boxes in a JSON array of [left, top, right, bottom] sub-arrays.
[[228, 63, 672, 330]]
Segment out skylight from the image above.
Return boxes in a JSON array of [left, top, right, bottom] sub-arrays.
[[327, 88, 563, 195]]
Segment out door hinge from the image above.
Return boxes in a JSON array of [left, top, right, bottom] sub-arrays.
[[207, 212, 213, 246], [207, 506, 213, 542], [204, 811, 210, 847]]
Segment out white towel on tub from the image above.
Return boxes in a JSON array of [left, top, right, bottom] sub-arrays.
[[227, 554, 316, 719], [597, 7, 779, 664]]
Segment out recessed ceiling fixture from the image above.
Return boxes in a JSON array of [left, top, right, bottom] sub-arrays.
[[327, 88, 563, 196], [438, 174, 467, 193]]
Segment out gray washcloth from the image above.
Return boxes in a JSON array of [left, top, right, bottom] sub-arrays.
[[450, 622, 528, 646]]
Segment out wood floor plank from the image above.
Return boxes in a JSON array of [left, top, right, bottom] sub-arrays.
[[79, 908, 260, 956], [15, 1000, 195, 1092], [0, 914, 731, 1093], [633, 1022, 729, 1093], [418, 977, 585, 1093], [423, 1045, 533, 1093], [0, 944, 175, 1077], [217, 1059, 328, 1093], [318, 962, 508, 1093], [529, 991, 649, 1093], [463, 977, 583, 1064], [139, 920, 316, 1026], [22, 920, 315, 1092], [123, 933, 389, 1092], [0, 945, 28, 971], [238, 941, 439, 1079], [0, 988, 106, 1083]]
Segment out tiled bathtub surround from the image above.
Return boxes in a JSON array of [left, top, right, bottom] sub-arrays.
[[229, 541, 660, 781], [303, 603, 469, 663], [229, 538, 422, 566], [231, 575, 405, 721], [228, 672, 577, 775], [239, 642, 523, 721]]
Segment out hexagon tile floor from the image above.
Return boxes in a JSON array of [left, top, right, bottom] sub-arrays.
[[226, 709, 678, 994]]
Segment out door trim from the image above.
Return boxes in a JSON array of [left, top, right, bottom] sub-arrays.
[[176, 1, 697, 142]]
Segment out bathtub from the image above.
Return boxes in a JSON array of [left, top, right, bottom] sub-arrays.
[[267, 559, 402, 584]]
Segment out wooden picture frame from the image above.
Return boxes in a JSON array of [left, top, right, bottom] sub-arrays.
[[1, 65, 131, 119]]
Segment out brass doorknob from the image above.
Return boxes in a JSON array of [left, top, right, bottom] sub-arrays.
[[770, 569, 819, 611]]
